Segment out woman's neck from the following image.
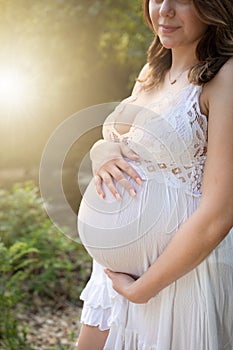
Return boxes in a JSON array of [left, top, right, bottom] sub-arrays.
[[170, 45, 199, 73]]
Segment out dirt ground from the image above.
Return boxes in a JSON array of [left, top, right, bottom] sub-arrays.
[[18, 301, 82, 350]]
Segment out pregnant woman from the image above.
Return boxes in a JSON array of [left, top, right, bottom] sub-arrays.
[[77, 0, 233, 349]]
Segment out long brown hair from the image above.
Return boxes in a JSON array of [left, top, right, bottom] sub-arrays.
[[141, 0, 233, 89]]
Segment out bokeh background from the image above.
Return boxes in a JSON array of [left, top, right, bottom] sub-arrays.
[[0, 0, 152, 197], [0, 1, 153, 348]]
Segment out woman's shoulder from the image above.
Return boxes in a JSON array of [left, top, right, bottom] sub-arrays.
[[138, 63, 150, 79], [131, 63, 150, 95], [205, 58, 233, 96], [201, 58, 233, 115]]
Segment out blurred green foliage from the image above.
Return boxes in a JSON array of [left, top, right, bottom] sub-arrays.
[[0, 182, 91, 348], [0, 241, 35, 349]]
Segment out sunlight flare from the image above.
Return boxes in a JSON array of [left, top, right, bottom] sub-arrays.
[[0, 66, 33, 113]]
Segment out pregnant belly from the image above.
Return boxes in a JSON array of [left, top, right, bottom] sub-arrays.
[[78, 163, 194, 276]]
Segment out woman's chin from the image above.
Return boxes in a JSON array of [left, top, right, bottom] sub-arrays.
[[161, 41, 175, 49], [158, 36, 178, 50]]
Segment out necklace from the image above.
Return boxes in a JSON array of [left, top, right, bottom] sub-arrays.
[[168, 67, 190, 85]]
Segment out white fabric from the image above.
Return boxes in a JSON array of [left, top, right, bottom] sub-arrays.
[[78, 84, 233, 349]]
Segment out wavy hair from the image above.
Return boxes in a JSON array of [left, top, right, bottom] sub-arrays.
[[141, 0, 233, 89]]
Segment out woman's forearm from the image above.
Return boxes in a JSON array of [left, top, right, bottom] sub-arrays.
[[130, 205, 231, 303]]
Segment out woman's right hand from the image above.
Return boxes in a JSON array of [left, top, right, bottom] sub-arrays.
[[90, 140, 143, 200]]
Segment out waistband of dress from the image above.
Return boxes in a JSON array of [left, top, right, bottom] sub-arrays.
[[126, 157, 206, 182]]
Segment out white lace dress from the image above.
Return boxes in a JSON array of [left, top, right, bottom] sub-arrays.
[[77, 84, 233, 350]]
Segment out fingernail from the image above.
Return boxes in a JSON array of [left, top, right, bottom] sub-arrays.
[[99, 193, 105, 199], [136, 177, 142, 185], [130, 189, 136, 197], [115, 193, 122, 201]]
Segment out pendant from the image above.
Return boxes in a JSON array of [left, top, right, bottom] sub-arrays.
[[170, 79, 177, 85]]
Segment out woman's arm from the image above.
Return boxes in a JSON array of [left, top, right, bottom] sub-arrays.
[[105, 59, 233, 303]]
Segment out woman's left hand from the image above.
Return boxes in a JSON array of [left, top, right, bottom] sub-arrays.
[[104, 269, 148, 304]]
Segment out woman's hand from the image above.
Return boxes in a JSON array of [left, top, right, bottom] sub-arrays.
[[104, 269, 148, 304], [90, 140, 142, 200]]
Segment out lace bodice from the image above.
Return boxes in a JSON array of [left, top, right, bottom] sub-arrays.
[[103, 84, 208, 197]]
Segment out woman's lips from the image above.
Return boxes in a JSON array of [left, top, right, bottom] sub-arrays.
[[159, 25, 180, 33]]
